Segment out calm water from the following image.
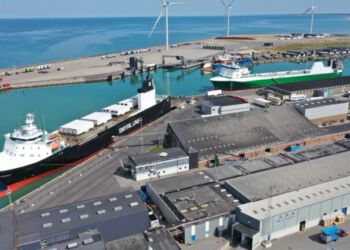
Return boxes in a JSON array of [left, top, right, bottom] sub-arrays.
[[1, 15, 350, 68], [0, 15, 350, 146]]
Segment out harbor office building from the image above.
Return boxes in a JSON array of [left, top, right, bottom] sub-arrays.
[[128, 147, 197, 181]]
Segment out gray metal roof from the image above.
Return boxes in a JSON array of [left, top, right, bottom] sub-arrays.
[[106, 228, 180, 250], [204, 166, 244, 181], [226, 151, 350, 202], [203, 95, 245, 106], [129, 147, 188, 166], [239, 175, 350, 221], [294, 98, 349, 110], [147, 170, 215, 195], [168, 104, 325, 159], [16, 190, 148, 240]]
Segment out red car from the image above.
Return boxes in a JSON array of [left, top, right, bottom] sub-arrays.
[[338, 229, 349, 237]]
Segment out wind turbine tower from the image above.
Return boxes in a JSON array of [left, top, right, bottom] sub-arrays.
[[221, 0, 235, 37], [149, 0, 183, 50], [303, 1, 317, 34]]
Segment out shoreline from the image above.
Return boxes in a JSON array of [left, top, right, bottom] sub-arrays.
[[1, 34, 350, 90]]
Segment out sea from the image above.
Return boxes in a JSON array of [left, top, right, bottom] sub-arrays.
[[0, 15, 350, 146]]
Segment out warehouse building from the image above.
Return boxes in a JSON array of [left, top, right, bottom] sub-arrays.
[[146, 167, 242, 245], [201, 95, 251, 116], [234, 176, 350, 249], [295, 98, 349, 127], [128, 147, 193, 181], [166, 104, 326, 164], [266, 76, 350, 99], [7, 190, 150, 250], [226, 151, 350, 249]]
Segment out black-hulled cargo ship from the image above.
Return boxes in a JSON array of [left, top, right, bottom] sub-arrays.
[[0, 77, 171, 186]]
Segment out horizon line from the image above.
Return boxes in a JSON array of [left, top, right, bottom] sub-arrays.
[[0, 13, 349, 19]]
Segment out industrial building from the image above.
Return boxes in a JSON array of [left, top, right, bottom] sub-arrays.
[[1, 190, 150, 250], [201, 95, 250, 116], [295, 98, 349, 127], [146, 167, 242, 245], [128, 147, 192, 181], [166, 104, 328, 164], [266, 76, 350, 99], [226, 151, 350, 249]]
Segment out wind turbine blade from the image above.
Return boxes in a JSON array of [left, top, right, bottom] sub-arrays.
[[229, 0, 235, 6], [169, 2, 185, 5], [161, 0, 166, 5], [220, 0, 226, 7], [149, 9, 164, 38], [302, 7, 312, 15]]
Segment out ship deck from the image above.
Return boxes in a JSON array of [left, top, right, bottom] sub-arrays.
[[61, 110, 137, 147], [60, 96, 169, 147]]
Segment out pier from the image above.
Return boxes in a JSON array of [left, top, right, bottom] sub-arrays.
[[1, 34, 350, 89]]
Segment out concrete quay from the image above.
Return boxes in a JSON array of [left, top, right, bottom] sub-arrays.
[[0, 42, 222, 89]]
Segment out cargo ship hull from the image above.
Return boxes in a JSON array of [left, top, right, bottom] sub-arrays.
[[211, 72, 342, 90], [0, 97, 171, 186]]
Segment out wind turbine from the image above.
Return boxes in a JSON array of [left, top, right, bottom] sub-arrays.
[[149, 0, 183, 50], [220, 0, 235, 37], [303, 1, 317, 34]]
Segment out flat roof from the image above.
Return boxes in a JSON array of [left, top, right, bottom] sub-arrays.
[[16, 190, 147, 239], [204, 166, 244, 181], [165, 184, 239, 221], [129, 147, 188, 166], [267, 76, 350, 92], [226, 151, 350, 202], [106, 228, 180, 250], [203, 95, 246, 106], [168, 104, 324, 159], [147, 170, 215, 195], [239, 175, 350, 221], [294, 98, 349, 110]]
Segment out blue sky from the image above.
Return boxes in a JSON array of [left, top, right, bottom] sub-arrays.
[[2, 0, 350, 18]]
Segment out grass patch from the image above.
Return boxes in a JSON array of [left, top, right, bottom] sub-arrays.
[[148, 145, 164, 153], [270, 39, 350, 53]]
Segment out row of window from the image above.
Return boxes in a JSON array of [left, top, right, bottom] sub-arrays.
[[42, 203, 139, 229], [136, 163, 189, 173], [40, 195, 132, 218], [6, 152, 49, 158]]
